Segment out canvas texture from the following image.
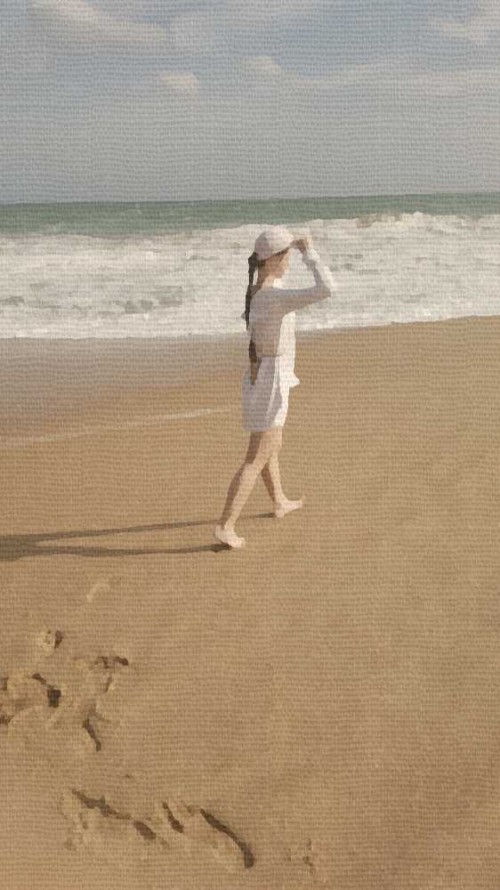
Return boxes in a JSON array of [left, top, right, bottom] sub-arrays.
[[1, 2, 500, 887]]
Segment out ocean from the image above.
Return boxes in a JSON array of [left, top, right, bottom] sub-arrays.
[[1, 192, 499, 340]]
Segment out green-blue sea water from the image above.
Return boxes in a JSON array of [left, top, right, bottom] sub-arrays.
[[1, 191, 499, 237]]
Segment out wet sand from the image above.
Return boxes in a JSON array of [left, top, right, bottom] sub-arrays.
[[2, 317, 500, 889]]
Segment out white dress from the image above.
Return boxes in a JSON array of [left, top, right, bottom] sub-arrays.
[[241, 248, 337, 432]]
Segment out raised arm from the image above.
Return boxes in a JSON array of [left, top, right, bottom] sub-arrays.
[[272, 245, 338, 316]]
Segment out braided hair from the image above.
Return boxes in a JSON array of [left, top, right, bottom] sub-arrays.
[[244, 247, 288, 365], [244, 250, 262, 365]]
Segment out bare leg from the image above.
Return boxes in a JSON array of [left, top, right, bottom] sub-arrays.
[[261, 453, 305, 518], [216, 430, 281, 548], [261, 453, 285, 506]]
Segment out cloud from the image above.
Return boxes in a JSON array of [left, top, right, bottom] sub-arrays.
[[96, 0, 176, 16], [25, 0, 342, 63], [242, 55, 283, 77], [166, 0, 338, 55], [241, 54, 500, 99], [29, 0, 169, 54], [398, 66, 500, 98], [431, 0, 500, 46], [229, 0, 338, 22], [159, 70, 200, 95], [242, 56, 395, 91]]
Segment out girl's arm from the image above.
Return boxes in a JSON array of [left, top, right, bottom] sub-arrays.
[[272, 247, 338, 315]]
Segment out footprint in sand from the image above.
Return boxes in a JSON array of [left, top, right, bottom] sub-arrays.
[[46, 654, 130, 752], [4, 647, 255, 877], [36, 628, 64, 656], [63, 789, 254, 874], [1, 652, 130, 759], [148, 798, 254, 873], [0, 670, 60, 725], [62, 790, 155, 864], [288, 837, 330, 885]]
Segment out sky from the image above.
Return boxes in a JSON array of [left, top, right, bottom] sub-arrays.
[[1, 0, 499, 202]]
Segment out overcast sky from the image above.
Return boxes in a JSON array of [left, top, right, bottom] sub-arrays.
[[1, 0, 499, 203]]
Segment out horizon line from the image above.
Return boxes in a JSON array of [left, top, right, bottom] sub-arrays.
[[1, 188, 499, 208]]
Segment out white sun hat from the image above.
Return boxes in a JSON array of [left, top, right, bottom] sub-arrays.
[[254, 226, 295, 260]]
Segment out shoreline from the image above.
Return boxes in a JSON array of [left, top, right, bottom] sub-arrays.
[[2, 309, 500, 345], [1, 315, 499, 440]]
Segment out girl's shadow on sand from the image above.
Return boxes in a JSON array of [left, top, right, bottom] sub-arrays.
[[0, 514, 273, 561]]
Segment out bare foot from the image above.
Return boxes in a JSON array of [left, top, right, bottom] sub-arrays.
[[214, 525, 246, 549], [274, 497, 305, 519]]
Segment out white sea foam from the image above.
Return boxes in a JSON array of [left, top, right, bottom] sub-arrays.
[[1, 212, 499, 339]]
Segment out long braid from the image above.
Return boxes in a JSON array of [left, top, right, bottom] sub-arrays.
[[244, 247, 287, 368], [245, 251, 259, 365]]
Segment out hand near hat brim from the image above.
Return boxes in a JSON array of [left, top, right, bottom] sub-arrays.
[[253, 225, 313, 261], [291, 235, 312, 255]]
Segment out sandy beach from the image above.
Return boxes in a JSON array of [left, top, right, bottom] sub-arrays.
[[2, 317, 500, 889]]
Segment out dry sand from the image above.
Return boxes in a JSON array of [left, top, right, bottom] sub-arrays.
[[2, 318, 500, 889]]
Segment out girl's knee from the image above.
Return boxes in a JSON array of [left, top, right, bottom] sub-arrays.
[[245, 444, 273, 472], [245, 428, 282, 467], [245, 453, 270, 474]]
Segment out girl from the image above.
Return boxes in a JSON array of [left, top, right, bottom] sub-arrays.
[[215, 226, 337, 549]]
